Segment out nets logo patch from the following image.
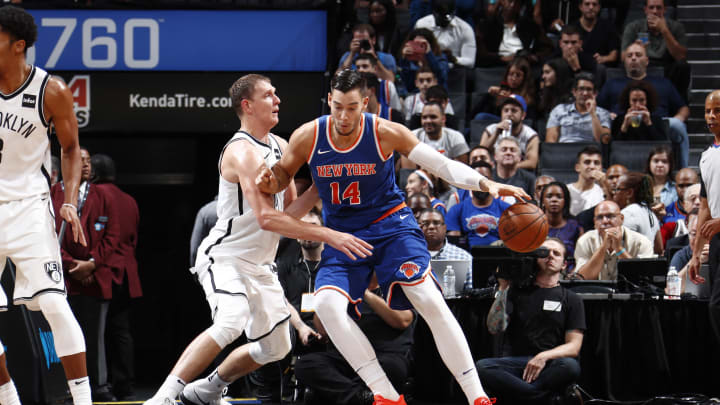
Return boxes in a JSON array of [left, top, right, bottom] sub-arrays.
[[44, 261, 61, 283], [22, 94, 36, 108]]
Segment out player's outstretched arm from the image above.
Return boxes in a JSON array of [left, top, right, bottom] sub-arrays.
[[257, 121, 316, 194], [378, 118, 530, 202], [224, 141, 372, 260], [45, 76, 87, 247]]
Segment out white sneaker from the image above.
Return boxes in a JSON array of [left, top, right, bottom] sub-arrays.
[[179, 380, 229, 405], [143, 396, 175, 405]]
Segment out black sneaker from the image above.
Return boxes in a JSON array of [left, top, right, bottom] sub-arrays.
[[563, 384, 583, 405]]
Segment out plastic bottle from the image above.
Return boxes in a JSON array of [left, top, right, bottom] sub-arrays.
[[443, 265, 456, 298], [463, 267, 473, 295], [666, 266, 681, 299]]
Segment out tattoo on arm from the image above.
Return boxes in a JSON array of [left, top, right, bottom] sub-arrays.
[[487, 289, 509, 334]]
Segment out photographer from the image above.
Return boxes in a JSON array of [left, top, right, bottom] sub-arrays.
[[477, 238, 585, 404], [337, 24, 397, 82]]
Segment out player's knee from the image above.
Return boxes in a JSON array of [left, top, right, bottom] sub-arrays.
[[207, 295, 249, 348], [206, 323, 241, 349], [314, 290, 343, 322], [248, 322, 291, 365], [37, 294, 86, 357]]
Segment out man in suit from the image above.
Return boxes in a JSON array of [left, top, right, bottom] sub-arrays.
[[92, 154, 142, 400], [50, 147, 118, 401]]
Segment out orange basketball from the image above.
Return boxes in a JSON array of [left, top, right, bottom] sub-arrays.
[[498, 202, 549, 253]]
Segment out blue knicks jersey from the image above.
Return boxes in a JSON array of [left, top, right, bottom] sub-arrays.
[[309, 113, 405, 232]]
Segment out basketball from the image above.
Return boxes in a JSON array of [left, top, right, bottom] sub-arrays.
[[498, 202, 549, 253]]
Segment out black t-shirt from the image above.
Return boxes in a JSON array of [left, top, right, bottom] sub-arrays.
[[492, 168, 536, 196], [356, 301, 416, 355], [610, 114, 668, 141], [573, 18, 620, 63], [504, 285, 586, 357], [277, 254, 321, 324]]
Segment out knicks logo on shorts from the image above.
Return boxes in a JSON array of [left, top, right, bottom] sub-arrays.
[[400, 261, 420, 279], [44, 262, 61, 283]]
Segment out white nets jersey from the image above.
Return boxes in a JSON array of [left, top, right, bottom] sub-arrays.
[[0, 66, 52, 202], [196, 131, 286, 267]]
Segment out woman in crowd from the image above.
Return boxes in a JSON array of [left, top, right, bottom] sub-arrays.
[[613, 172, 663, 254], [540, 181, 583, 262], [646, 145, 676, 207], [397, 28, 449, 94], [611, 81, 667, 142], [405, 169, 447, 216], [536, 58, 572, 123], [471, 56, 537, 121], [368, 0, 406, 57]]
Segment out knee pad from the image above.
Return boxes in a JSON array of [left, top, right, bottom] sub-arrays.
[[206, 294, 249, 348], [248, 321, 291, 365], [37, 294, 86, 357]]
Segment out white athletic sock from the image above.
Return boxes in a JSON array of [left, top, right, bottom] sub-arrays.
[[402, 281, 487, 403], [194, 369, 230, 398], [315, 289, 400, 401], [156, 374, 186, 399], [0, 380, 21, 405], [68, 377, 92, 405]]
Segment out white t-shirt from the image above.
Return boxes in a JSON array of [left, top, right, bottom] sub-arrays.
[[403, 93, 455, 122], [412, 127, 470, 159], [415, 15, 476, 68], [498, 24, 523, 57], [567, 183, 605, 217], [485, 124, 538, 158], [621, 203, 660, 243]]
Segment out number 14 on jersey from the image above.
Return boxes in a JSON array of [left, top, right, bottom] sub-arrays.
[[330, 181, 361, 205]]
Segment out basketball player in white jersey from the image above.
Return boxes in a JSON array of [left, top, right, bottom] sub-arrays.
[[145, 74, 372, 405], [0, 6, 90, 405]]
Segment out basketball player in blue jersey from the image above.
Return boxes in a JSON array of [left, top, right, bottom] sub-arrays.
[[0, 6, 91, 405], [257, 69, 530, 405], [145, 74, 372, 405], [689, 90, 720, 341]]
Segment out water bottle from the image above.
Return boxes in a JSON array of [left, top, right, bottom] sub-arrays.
[[501, 119, 512, 139], [666, 266, 681, 299], [443, 265, 456, 298], [463, 267, 473, 295]]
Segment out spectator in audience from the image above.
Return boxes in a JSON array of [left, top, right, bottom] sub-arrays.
[[552, 25, 597, 77], [412, 0, 479, 28], [296, 274, 415, 405], [546, 72, 612, 144], [540, 0, 581, 36], [541, 181, 584, 260], [537, 58, 573, 123], [368, 0, 407, 57], [611, 80, 667, 141], [576, 163, 628, 231], [356, 55, 403, 111], [669, 211, 708, 295], [406, 102, 470, 165], [492, 137, 536, 197], [534, 175, 556, 202], [50, 147, 116, 401], [403, 67, 454, 123], [407, 192, 432, 220], [92, 154, 142, 400], [478, 237, 585, 404], [613, 172, 663, 254], [472, 56, 537, 121], [398, 28, 450, 94], [571, 0, 620, 67], [664, 169, 699, 224], [575, 200, 654, 280], [419, 208, 473, 264], [190, 197, 218, 266], [476, 0, 552, 66], [447, 161, 511, 246], [662, 182, 701, 247], [568, 146, 605, 217], [337, 23, 397, 82], [621, 0, 689, 101], [479, 94, 539, 170], [469, 145, 495, 167], [361, 72, 405, 124], [414, 0, 476, 68], [407, 84, 459, 130], [646, 145, 676, 207], [597, 42, 690, 168], [51, 155, 60, 185], [406, 169, 448, 216]]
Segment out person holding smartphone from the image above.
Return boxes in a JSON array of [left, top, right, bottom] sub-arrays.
[[397, 28, 449, 94], [337, 24, 397, 82]]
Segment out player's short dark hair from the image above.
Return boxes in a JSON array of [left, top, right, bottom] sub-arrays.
[[355, 53, 378, 66], [331, 69, 367, 95], [561, 24, 582, 38], [0, 6, 37, 53], [576, 145, 602, 163], [361, 72, 379, 94], [229, 74, 270, 116], [426, 85, 448, 102], [91, 154, 116, 184], [573, 72, 595, 91]]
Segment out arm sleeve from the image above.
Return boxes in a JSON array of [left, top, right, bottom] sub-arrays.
[[407, 142, 487, 191]]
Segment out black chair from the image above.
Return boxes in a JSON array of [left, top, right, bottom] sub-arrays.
[[469, 119, 497, 147], [538, 142, 599, 171], [608, 140, 672, 172], [474, 67, 506, 93], [449, 92, 467, 133], [537, 169, 578, 185], [447, 67, 468, 94]]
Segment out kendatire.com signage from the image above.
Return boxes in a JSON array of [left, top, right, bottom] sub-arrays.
[[55, 71, 326, 135], [28, 10, 327, 71]]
